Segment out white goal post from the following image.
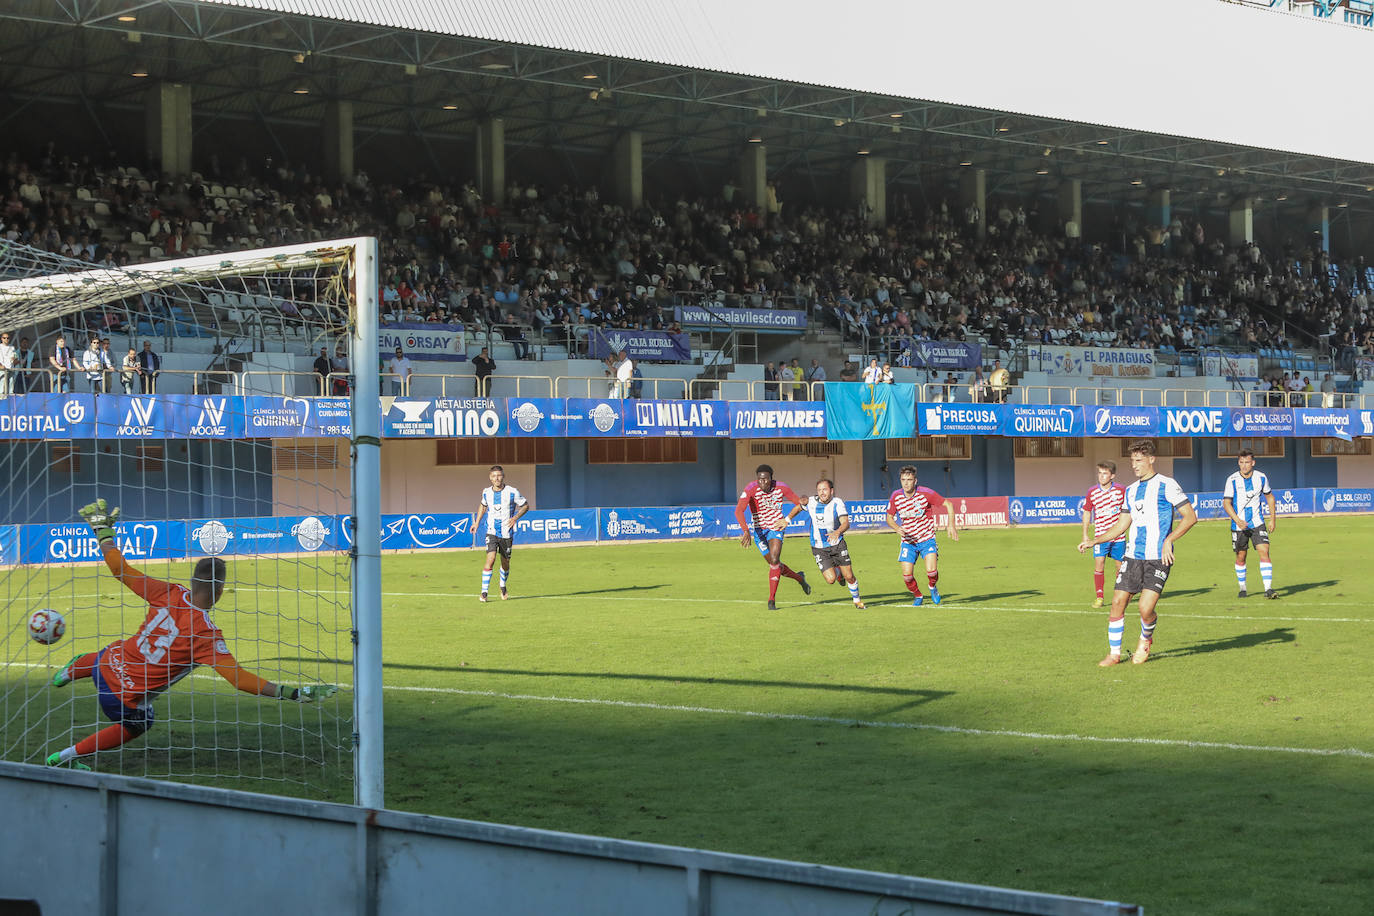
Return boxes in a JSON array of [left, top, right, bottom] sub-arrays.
[[0, 237, 382, 807]]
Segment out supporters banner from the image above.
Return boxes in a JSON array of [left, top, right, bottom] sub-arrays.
[[382, 397, 504, 438], [587, 329, 691, 362], [624, 399, 731, 437], [1001, 405, 1085, 438], [1008, 496, 1086, 525], [1201, 351, 1260, 380], [1228, 408, 1295, 437], [1317, 488, 1374, 514], [905, 340, 983, 370], [1024, 345, 1156, 378], [505, 398, 568, 437], [918, 402, 1002, 435], [824, 383, 917, 440], [728, 401, 827, 438], [1085, 405, 1160, 438], [673, 304, 808, 331], [563, 398, 626, 437], [1292, 408, 1358, 441], [380, 321, 467, 361], [1354, 358, 1374, 383]]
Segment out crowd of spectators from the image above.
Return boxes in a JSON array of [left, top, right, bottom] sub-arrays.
[[4, 143, 1374, 377]]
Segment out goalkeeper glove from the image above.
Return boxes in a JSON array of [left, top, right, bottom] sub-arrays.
[[277, 683, 339, 703], [79, 498, 121, 543]]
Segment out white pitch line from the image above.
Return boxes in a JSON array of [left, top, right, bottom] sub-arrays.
[[8, 662, 1370, 760]]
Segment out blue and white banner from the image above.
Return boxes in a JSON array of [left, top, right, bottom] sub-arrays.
[[1317, 488, 1374, 514], [0, 524, 14, 565], [624, 399, 731, 438], [1161, 407, 1229, 437], [587, 329, 691, 362], [382, 397, 504, 438], [602, 506, 723, 541], [824, 383, 917, 440], [1292, 408, 1358, 441], [243, 396, 351, 438], [1272, 488, 1315, 517], [1190, 492, 1228, 521], [94, 395, 177, 438], [674, 305, 807, 331], [903, 340, 982, 370], [1228, 408, 1295, 437], [380, 321, 467, 361], [918, 402, 1002, 435], [728, 401, 827, 438], [0, 393, 96, 438], [1025, 345, 1156, 379], [1001, 405, 1084, 438], [1084, 405, 1160, 438], [19, 520, 187, 564], [506, 398, 567, 437], [1008, 496, 1085, 525], [184, 514, 346, 557], [563, 398, 625, 437]]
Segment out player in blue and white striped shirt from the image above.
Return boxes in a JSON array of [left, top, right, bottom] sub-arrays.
[[473, 465, 530, 602], [1222, 449, 1277, 599], [784, 479, 865, 608], [1079, 440, 1197, 667]]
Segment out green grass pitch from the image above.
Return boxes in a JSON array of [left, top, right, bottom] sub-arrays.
[[7, 517, 1374, 913]]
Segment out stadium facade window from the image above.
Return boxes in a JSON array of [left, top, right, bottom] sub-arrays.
[[51, 445, 81, 474], [134, 445, 165, 473], [274, 441, 341, 470], [1310, 437, 1372, 457], [751, 442, 846, 458], [436, 438, 555, 466], [1119, 438, 1193, 458], [1013, 438, 1084, 458], [1217, 438, 1284, 458], [886, 437, 972, 460], [586, 438, 698, 464]]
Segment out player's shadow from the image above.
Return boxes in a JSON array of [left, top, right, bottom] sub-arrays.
[[538, 585, 666, 597], [1275, 580, 1337, 597], [1163, 587, 1211, 599], [368, 662, 954, 705], [1155, 627, 1296, 660], [951, 589, 1042, 604]]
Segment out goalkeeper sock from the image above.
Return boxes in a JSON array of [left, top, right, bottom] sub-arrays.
[[74, 723, 145, 757], [1260, 562, 1273, 591], [1107, 617, 1124, 656], [499, 568, 509, 590], [847, 580, 861, 602], [768, 564, 781, 601], [481, 569, 492, 594], [902, 574, 922, 598], [1093, 570, 1105, 599], [1235, 563, 1247, 590]]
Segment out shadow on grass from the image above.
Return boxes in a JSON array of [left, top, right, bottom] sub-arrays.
[[273, 658, 953, 703], [1156, 627, 1296, 661], [1162, 588, 1213, 599], [1274, 580, 1338, 597], [948, 589, 1043, 603], [537, 584, 667, 597]]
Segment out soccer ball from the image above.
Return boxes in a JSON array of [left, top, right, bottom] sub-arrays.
[[28, 609, 66, 645]]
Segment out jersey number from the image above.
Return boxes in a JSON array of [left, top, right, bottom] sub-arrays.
[[136, 607, 181, 664]]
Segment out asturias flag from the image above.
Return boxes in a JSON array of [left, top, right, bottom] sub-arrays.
[[823, 382, 917, 440]]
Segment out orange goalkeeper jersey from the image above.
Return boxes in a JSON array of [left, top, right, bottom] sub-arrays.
[[98, 575, 234, 707]]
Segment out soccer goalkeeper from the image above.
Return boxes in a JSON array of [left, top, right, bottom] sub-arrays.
[[45, 498, 337, 770]]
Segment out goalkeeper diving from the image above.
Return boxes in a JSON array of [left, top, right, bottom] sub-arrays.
[[45, 498, 338, 770]]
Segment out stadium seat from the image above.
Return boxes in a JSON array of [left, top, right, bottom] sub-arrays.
[[76, 187, 92, 201], [130, 230, 147, 245], [148, 245, 164, 259], [93, 201, 110, 216]]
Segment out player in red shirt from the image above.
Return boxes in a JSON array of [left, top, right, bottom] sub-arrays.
[[1081, 461, 1127, 608], [44, 499, 337, 770], [885, 465, 959, 605], [735, 464, 811, 610]]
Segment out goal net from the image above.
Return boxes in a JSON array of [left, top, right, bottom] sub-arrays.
[[0, 237, 381, 804]]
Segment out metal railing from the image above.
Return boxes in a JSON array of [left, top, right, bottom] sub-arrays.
[[688, 378, 826, 401]]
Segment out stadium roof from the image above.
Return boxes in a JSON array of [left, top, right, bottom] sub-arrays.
[[2, 0, 1372, 214]]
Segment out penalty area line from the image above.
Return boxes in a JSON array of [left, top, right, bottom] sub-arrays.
[[383, 683, 1374, 761]]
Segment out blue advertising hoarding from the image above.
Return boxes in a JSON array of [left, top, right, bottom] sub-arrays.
[[1292, 408, 1358, 441], [0, 393, 96, 439], [563, 398, 626, 437], [1317, 488, 1374, 514], [382, 397, 504, 438], [601, 506, 725, 542], [1001, 405, 1084, 438], [0, 524, 14, 565], [1227, 408, 1295, 437], [506, 398, 568, 437], [1161, 407, 1229, 437], [379, 321, 466, 361], [918, 402, 1002, 435], [624, 399, 731, 437], [728, 401, 827, 438], [1085, 406, 1160, 438], [673, 304, 807, 330], [513, 508, 598, 544], [825, 383, 917, 440], [1008, 496, 1085, 525]]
